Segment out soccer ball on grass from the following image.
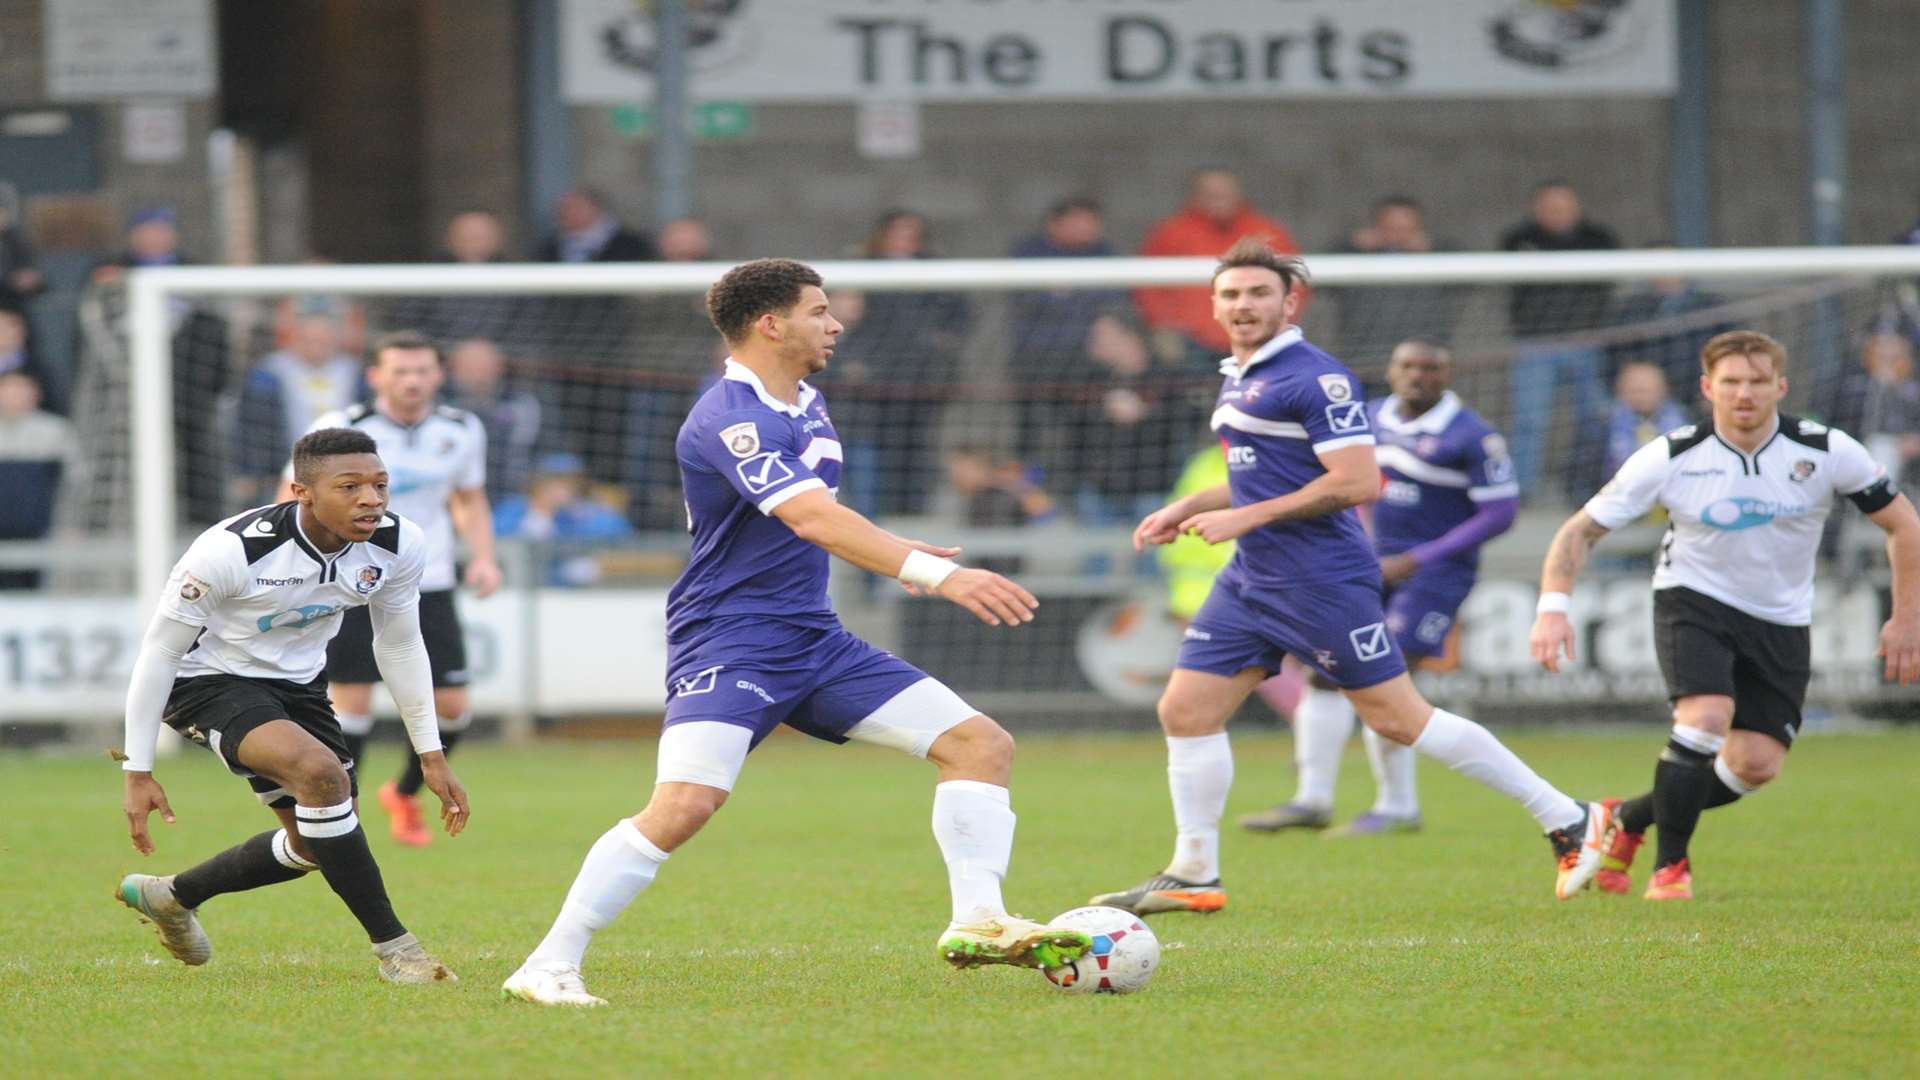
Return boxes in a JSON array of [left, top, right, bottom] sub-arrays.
[[1041, 905, 1159, 994]]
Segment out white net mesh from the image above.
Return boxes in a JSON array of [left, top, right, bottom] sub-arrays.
[[17, 251, 1920, 725]]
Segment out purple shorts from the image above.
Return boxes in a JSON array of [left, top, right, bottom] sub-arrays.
[[665, 619, 928, 747], [1383, 570, 1476, 661], [1177, 577, 1409, 690]]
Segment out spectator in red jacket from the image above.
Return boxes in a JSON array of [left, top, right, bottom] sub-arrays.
[[1134, 168, 1298, 363]]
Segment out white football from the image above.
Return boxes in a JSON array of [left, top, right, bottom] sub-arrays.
[[1041, 905, 1159, 994]]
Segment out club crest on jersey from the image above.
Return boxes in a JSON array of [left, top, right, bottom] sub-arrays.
[[1317, 373, 1353, 402], [1790, 459, 1817, 483], [355, 565, 384, 594], [178, 572, 209, 602], [719, 422, 761, 458], [1325, 401, 1369, 433]]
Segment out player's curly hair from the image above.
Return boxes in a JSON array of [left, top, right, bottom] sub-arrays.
[[706, 258, 824, 343], [1212, 237, 1310, 294], [292, 427, 380, 485]]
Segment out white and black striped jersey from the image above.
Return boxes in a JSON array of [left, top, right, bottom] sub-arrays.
[[1584, 413, 1896, 626], [303, 403, 485, 592], [159, 502, 427, 681]]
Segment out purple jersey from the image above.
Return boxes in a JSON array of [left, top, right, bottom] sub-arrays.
[[1369, 391, 1518, 571], [1210, 328, 1379, 591], [667, 360, 844, 641]]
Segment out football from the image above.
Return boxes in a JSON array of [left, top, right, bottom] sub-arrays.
[[1041, 906, 1159, 994]]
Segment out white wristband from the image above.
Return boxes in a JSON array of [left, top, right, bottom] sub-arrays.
[[899, 549, 960, 589], [1536, 591, 1571, 615]]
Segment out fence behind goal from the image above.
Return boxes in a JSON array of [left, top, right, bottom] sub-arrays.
[[5, 249, 1919, 738]]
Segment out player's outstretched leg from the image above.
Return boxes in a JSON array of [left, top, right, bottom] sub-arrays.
[[505, 721, 744, 1006], [1094, 668, 1263, 915], [1240, 685, 1346, 833], [919, 714, 1091, 971], [1347, 675, 1606, 899], [239, 720, 456, 982]]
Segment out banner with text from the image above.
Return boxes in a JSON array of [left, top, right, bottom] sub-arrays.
[[562, 0, 1677, 104]]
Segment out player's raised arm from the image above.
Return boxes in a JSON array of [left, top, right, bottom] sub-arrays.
[[366, 530, 470, 834], [772, 488, 1037, 628]]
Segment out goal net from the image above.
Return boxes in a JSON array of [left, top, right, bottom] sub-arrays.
[[11, 248, 1919, 730]]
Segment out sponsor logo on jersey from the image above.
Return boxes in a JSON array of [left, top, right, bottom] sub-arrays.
[[1679, 468, 1726, 477], [1349, 622, 1392, 662], [1317, 373, 1352, 402], [355, 565, 384, 594], [734, 679, 776, 704], [1383, 479, 1421, 506], [254, 576, 305, 586], [1325, 401, 1369, 434], [257, 603, 344, 632], [1700, 498, 1811, 531], [1226, 445, 1257, 466], [719, 421, 761, 458], [1790, 459, 1817, 483], [736, 451, 795, 494], [672, 665, 723, 697], [1182, 627, 1213, 641], [178, 572, 210, 602]]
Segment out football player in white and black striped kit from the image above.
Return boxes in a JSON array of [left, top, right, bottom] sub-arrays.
[[1531, 331, 1920, 900], [117, 428, 471, 982], [294, 331, 501, 848]]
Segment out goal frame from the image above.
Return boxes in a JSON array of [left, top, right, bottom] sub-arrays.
[[127, 245, 1920, 603]]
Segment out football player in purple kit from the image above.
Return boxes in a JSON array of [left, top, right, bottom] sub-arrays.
[[1091, 240, 1607, 916], [1240, 338, 1519, 835], [503, 259, 1091, 1006]]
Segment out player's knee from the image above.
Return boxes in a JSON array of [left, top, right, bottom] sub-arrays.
[[1724, 750, 1781, 788], [1358, 708, 1419, 745], [288, 753, 352, 804], [958, 716, 1014, 771], [1157, 694, 1220, 737], [646, 782, 729, 827]]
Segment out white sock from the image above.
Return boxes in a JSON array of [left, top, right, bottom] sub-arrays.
[[931, 780, 1014, 924], [1292, 689, 1353, 812], [1412, 708, 1582, 832], [1363, 725, 1419, 817], [1165, 733, 1233, 882], [1713, 755, 1758, 796], [335, 711, 374, 737], [526, 820, 668, 969]]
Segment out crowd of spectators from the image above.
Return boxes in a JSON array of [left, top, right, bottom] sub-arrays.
[[1, 171, 1915, 591]]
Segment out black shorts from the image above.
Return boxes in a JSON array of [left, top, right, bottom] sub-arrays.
[[163, 673, 357, 809], [325, 588, 469, 688], [1653, 586, 1811, 748]]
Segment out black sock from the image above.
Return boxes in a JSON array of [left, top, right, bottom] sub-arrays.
[[1621, 768, 1744, 836], [395, 730, 461, 797], [1617, 792, 1656, 834], [296, 802, 407, 943], [172, 829, 311, 909], [1651, 735, 1718, 870], [341, 731, 368, 769]]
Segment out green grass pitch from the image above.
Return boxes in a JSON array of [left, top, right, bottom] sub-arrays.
[[5, 729, 1917, 1077]]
